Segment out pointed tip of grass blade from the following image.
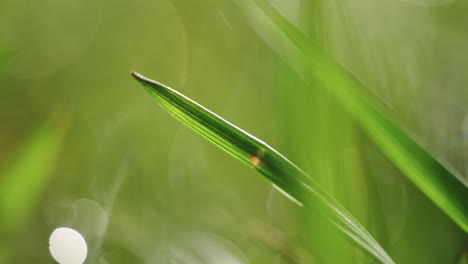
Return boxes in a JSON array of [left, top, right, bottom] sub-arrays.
[[131, 71, 163, 87], [131, 71, 155, 86], [131, 71, 153, 86], [131, 71, 175, 97], [130, 71, 142, 79]]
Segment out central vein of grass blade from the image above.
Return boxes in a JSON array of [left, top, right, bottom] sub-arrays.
[[132, 72, 395, 264]]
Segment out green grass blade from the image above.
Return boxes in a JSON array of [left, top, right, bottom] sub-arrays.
[[243, 0, 468, 233], [131, 72, 395, 264]]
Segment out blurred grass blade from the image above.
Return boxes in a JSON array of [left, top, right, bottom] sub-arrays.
[[459, 251, 468, 264], [0, 113, 68, 235], [244, 0, 468, 232], [132, 72, 395, 264]]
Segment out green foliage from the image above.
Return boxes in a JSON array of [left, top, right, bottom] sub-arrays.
[[1, 0, 466, 262]]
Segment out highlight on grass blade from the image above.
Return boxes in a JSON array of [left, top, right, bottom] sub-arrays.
[[131, 71, 395, 264]]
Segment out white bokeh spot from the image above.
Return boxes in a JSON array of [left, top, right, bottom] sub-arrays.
[[49, 227, 88, 264]]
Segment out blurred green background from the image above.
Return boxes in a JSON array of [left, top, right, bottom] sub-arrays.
[[0, 0, 467, 263]]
